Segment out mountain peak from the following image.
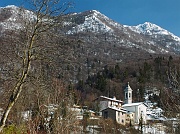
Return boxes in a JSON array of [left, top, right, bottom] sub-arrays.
[[88, 10, 101, 14], [0, 5, 36, 32], [0, 5, 19, 10], [80, 10, 105, 18], [66, 9, 115, 34], [5, 5, 18, 8], [125, 22, 180, 42], [131, 22, 168, 35], [142, 22, 160, 29]]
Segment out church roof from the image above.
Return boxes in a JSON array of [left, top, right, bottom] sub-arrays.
[[122, 102, 148, 107]]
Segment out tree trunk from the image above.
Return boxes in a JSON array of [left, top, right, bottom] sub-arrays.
[[0, 34, 34, 132]]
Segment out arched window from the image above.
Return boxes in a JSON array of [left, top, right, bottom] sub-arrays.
[[125, 93, 128, 99]]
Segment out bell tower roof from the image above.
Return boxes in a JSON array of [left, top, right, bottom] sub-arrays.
[[124, 82, 133, 91]]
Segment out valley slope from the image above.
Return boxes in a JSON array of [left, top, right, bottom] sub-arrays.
[[0, 5, 180, 86]]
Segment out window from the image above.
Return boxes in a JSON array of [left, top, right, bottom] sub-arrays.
[[104, 111, 108, 119], [122, 119, 124, 123], [125, 93, 128, 99], [129, 93, 131, 98]]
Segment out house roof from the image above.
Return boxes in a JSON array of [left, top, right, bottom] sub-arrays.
[[101, 106, 127, 113], [153, 108, 163, 112], [99, 96, 123, 103], [122, 102, 148, 107]]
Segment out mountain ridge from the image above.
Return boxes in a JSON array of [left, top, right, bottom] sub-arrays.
[[125, 22, 180, 41], [1, 5, 180, 55], [0, 5, 180, 95], [62, 9, 180, 54], [1, 5, 180, 57], [1, 5, 179, 37]]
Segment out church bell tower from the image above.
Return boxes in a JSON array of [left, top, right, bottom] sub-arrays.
[[124, 82, 133, 104]]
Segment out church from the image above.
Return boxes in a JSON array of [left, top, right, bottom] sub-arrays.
[[122, 82, 147, 124], [97, 82, 148, 125]]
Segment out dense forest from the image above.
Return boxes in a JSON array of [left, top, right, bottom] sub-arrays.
[[76, 55, 180, 114]]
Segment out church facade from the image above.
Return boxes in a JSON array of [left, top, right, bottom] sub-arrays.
[[123, 82, 147, 124]]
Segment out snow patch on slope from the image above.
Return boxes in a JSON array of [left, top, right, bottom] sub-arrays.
[[67, 10, 114, 34], [0, 5, 36, 32], [125, 22, 180, 42]]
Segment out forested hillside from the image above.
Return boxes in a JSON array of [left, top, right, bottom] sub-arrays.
[[0, 3, 180, 133], [76, 55, 180, 113]]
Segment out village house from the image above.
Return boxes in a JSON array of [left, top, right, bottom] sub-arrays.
[[95, 95, 135, 126], [94, 94, 135, 125], [101, 106, 127, 125], [97, 82, 147, 125], [98, 96, 123, 112]]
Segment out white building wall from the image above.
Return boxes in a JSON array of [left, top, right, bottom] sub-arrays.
[[123, 104, 147, 124], [138, 104, 147, 124], [124, 106, 138, 123], [116, 111, 126, 125]]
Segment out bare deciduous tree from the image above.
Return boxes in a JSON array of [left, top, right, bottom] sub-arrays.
[[0, 0, 72, 131]]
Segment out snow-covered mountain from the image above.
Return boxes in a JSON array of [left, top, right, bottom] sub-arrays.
[[125, 22, 180, 42], [62, 10, 180, 55], [1, 5, 180, 55], [0, 5, 36, 32], [65, 10, 113, 34], [63, 10, 126, 35], [1, 5, 180, 84], [125, 22, 180, 53]]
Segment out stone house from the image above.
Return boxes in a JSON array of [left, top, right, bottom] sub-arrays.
[[101, 106, 127, 125]]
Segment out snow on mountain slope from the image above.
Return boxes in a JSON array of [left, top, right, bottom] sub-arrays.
[[65, 9, 130, 36], [125, 22, 180, 42], [64, 10, 180, 54], [0, 5, 36, 32], [124, 22, 180, 53], [1, 5, 180, 55], [66, 10, 114, 34]]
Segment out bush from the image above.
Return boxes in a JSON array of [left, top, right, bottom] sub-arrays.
[[3, 124, 27, 134]]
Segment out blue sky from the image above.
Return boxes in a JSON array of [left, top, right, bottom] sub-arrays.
[[1, 0, 180, 36]]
